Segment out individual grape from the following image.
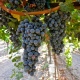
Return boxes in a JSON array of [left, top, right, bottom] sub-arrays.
[[51, 19, 55, 24], [28, 38, 31, 41], [28, 61, 33, 67], [42, 24, 47, 29], [29, 33, 34, 37], [57, 19, 61, 24], [23, 53, 28, 59], [30, 71, 34, 76], [30, 29, 35, 33], [22, 43, 26, 49], [31, 46, 35, 50], [41, 32, 45, 37], [49, 23, 53, 28], [27, 47, 32, 52], [28, 52, 33, 57], [38, 39, 41, 43], [36, 29, 40, 34], [23, 61, 29, 66], [30, 40, 34, 44], [33, 34, 36, 37], [24, 19, 29, 23], [34, 40, 39, 46], [36, 36, 40, 39], [21, 28, 25, 32], [24, 66, 31, 72]]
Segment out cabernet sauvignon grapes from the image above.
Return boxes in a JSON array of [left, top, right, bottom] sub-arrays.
[[24, 0, 46, 12], [44, 10, 70, 55], [7, 0, 21, 9], [16, 16, 47, 76]]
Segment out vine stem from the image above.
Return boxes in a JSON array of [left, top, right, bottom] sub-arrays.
[[56, 56, 60, 79], [25, 12, 32, 22], [22, 0, 27, 7], [6, 42, 9, 54], [0, 1, 80, 16], [47, 42, 52, 64], [0, 1, 60, 15], [53, 54, 57, 80]]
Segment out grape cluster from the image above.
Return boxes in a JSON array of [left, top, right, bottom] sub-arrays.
[[35, 0, 46, 10], [45, 10, 70, 55], [7, 0, 21, 9], [24, 2, 36, 12], [24, 0, 46, 12], [0, 8, 10, 27], [16, 16, 47, 76], [0, 8, 21, 47], [0, 8, 15, 27], [9, 28, 21, 47]]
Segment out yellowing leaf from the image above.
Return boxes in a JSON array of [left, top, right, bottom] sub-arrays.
[[11, 13, 20, 21]]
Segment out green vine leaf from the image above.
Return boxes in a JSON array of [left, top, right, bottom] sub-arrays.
[[0, 26, 9, 42], [12, 56, 21, 62], [59, 2, 74, 13], [64, 47, 72, 67], [14, 62, 23, 69], [10, 69, 16, 78], [16, 72, 23, 80]]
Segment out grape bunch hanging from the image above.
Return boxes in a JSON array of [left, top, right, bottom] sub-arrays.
[[45, 10, 71, 55], [0, 8, 10, 27], [24, 0, 46, 12], [16, 16, 47, 76], [7, 0, 21, 9], [0, 8, 21, 48], [9, 28, 21, 47]]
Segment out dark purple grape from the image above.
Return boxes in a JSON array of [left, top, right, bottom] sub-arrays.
[[23, 61, 29, 66], [24, 66, 30, 71], [28, 52, 33, 57]]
